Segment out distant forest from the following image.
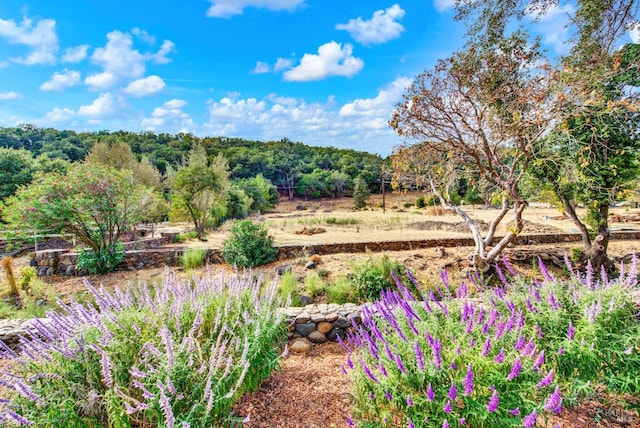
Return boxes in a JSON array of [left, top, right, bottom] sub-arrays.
[[0, 124, 387, 199]]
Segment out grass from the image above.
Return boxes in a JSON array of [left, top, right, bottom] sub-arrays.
[[278, 271, 302, 306], [180, 248, 207, 269]]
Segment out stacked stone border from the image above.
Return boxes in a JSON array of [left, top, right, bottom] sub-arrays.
[[30, 231, 640, 276]]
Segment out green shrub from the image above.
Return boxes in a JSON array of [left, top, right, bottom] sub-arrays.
[[326, 276, 354, 304], [76, 242, 125, 274], [304, 273, 325, 298], [415, 196, 426, 208], [222, 220, 279, 268], [180, 248, 207, 269], [350, 254, 417, 302], [278, 271, 301, 306], [175, 230, 199, 243]]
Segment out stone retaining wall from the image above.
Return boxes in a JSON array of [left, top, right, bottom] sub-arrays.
[[31, 231, 640, 276]]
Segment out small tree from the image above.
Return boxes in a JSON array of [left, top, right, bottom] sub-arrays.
[[352, 176, 371, 209], [170, 145, 230, 240], [3, 164, 147, 254]]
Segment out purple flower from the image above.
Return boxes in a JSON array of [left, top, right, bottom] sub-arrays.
[[533, 350, 545, 372], [395, 355, 407, 374], [414, 341, 424, 371], [6, 409, 35, 426], [482, 337, 492, 356], [360, 356, 378, 383], [494, 348, 505, 363], [464, 363, 474, 396], [507, 357, 523, 381], [567, 322, 575, 340], [408, 418, 415, 428], [459, 417, 466, 425], [448, 382, 457, 400], [385, 390, 393, 401], [557, 345, 565, 355], [522, 409, 537, 428], [444, 400, 452, 413], [544, 385, 562, 414], [510, 407, 520, 416], [442, 419, 449, 428], [487, 388, 499, 412], [537, 369, 554, 388], [346, 416, 355, 427], [427, 383, 435, 401], [407, 395, 414, 406]]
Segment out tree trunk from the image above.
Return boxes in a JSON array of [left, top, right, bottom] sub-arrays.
[[583, 203, 611, 271]]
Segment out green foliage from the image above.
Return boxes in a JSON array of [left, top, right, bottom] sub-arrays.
[[347, 260, 640, 427], [180, 248, 207, 270], [304, 273, 325, 298], [175, 231, 199, 243], [0, 147, 34, 200], [2, 271, 288, 427], [3, 164, 147, 252], [277, 271, 301, 306], [326, 276, 354, 304], [234, 174, 279, 213], [353, 176, 371, 210], [76, 242, 126, 274], [221, 220, 279, 268], [350, 255, 415, 302], [325, 216, 360, 225], [415, 196, 426, 208]]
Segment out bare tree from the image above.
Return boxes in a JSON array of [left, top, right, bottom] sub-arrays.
[[390, 33, 554, 270]]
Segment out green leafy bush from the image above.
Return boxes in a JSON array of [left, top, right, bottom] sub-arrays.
[[415, 196, 426, 208], [326, 276, 354, 304], [221, 220, 279, 268], [304, 273, 325, 298], [76, 242, 125, 274], [1, 271, 288, 426], [175, 230, 199, 243], [350, 255, 415, 302], [180, 248, 207, 270], [277, 271, 301, 306]]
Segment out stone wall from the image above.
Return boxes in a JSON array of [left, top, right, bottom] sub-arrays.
[[31, 231, 640, 276]]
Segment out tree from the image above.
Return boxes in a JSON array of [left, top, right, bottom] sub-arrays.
[[170, 145, 230, 240], [452, 0, 640, 269], [353, 176, 371, 209], [390, 33, 554, 269], [235, 174, 279, 213], [0, 148, 34, 201], [3, 164, 147, 252]]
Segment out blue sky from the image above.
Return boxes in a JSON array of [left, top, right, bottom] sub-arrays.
[[0, 1, 633, 155]]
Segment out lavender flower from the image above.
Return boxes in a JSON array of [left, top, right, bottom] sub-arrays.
[[494, 348, 505, 363], [532, 350, 545, 372], [536, 369, 554, 388], [544, 385, 562, 414], [346, 417, 355, 427], [487, 389, 499, 413], [507, 357, 522, 381], [459, 417, 466, 425], [464, 363, 474, 396], [427, 383, 435, 401], [448, 382, 457, 400], [408, 418, 416, 428], [385, 390, 393, 401], [444, 400, 452, 413], [360, 356, 378, 383], [407, 395, 414, 406], [414, 341, 424, 371], [522, 409, 537, 428], [510, 407, 520, 416], [5, 409, 35, 426], [442, 420, 449, 428], [482, 337, 492, 356]]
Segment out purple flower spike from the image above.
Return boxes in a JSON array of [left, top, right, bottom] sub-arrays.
[[482, 336, 492, 356], [442, 419, 449, 428], [544, 385, 562, 414], [567, 322, 575, 340], [427, 383, 435, 402], [487, 388, 499, 412], [407, 395, 414, 406], [385, 390, 393, 401], [448, 382, 457, 400], [557, 345, 565, 355], [537, 369, 554, 388], [464, 363, 474, 396], [414, 341, 424, 371], [507, 357, 523, 381], [522, 409, 537, 428], [533, 350, 545, 372], [444, 400, 452, 413], [510, 407, 520, 416], [459, 417, 466, 425], [347, 416, 355, 427]]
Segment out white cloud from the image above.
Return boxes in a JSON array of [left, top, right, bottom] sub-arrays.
[[283, 41, 364, 81], [527, 3, 575, 54], [123, 75, 166, 97], [274, 57, 293, 71], [40, 69, 81, 91], [631, 27, 640, 43], [38, 107, 75, 124], [62, 44, 89, 62], [141, 99, 195, 133], [340, 76, 411, 117], [85, 30, 174, 90], [253, 61, 270, 73], [433, 0, 455, 12], [0, 91, 21, 100], [132, 27, 156, 44], [78, 92, 127, 119], [0, 16, 59, 65], [207, 0, 304, 18], [335, 4, 405, 46]]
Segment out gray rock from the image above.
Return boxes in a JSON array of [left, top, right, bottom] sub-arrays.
[[45, 267, 54, 276], [327, 328, 346, 342], [332, 316, 350, 329], [65, 265, 76, 276], [299, 295, 313, 306], [325, 312, 339, 322], [295, 321, 316, 337], [310, 313, 326, 323], [275, 264, 293, 275], [308, 330, 327, 343], [305, 260, 316, 269], [295, 312, 311, 324]]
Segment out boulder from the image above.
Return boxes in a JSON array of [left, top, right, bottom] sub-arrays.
[[290, 337, 312, 353]]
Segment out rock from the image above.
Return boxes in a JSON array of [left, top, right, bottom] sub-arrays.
[[37, 267, 47, 277], [275, 264, 293, 275], [310, 313, 326, 323], [332, 316, 350, 329], [308, 331, 327, 343], [295, 312, 311, 324], [317, 321, 333, 334], [295, 321, 316, 337], [65, 265, 76, 276], [325, 312, 339, 322], [45, 267, 54, 276], [290, 338, 312, 353], [299, 295, 313, 306], [305, 260, 316, 270], [327, 328, 346, 342], [347, 313, 361, 324]]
